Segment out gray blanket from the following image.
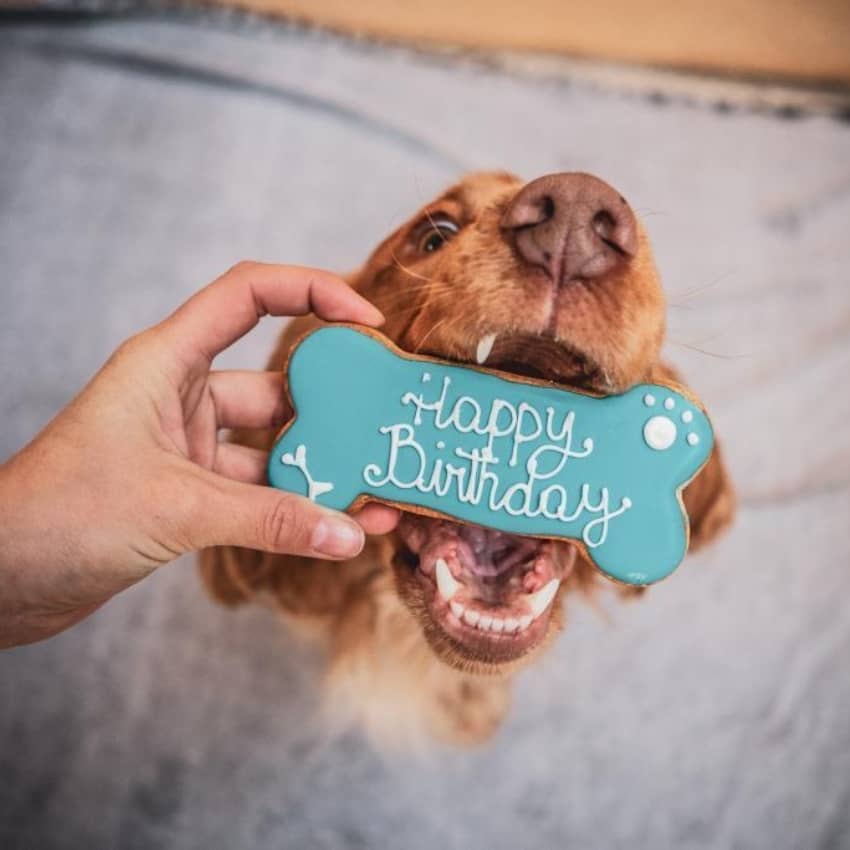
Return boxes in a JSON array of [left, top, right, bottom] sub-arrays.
[[1, 14, 849, 850]]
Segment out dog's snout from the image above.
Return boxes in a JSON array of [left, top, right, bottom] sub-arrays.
[[500, 173, 638, 285]]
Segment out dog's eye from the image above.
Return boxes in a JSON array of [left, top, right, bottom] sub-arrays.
[[417, 217, 459, 254]]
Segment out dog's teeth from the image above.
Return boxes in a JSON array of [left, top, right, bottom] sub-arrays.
[[504, 617, 519, 633], [475, 333, 497, 365], [450, 601, 464, 619], [435, 557, 461, 601], [526, 578, 561, 618], [490, 618, 505, 633], [518, 614, 533, 630], [463, 609, 480, 627]]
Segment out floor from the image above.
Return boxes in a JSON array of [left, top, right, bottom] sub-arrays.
[[1, 12, 849, 850]]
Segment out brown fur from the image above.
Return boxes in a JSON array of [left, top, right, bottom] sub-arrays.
[[199, 172, 735, 747]]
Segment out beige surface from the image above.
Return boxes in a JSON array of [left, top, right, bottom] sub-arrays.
[[215, 0, 850, 83]]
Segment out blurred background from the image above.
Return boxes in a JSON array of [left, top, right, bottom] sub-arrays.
[[1, 2, 849, 848]]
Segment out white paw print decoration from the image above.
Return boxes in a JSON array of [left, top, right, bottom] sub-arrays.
[[643, 393, 700, 450]]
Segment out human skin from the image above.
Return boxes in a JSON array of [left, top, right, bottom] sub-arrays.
[[0, 262, 399, 649]]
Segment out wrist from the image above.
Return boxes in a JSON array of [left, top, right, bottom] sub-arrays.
[[0, 445, 98, 647]]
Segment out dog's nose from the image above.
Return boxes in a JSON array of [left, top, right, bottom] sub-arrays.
[[500, 173, 638, 285]]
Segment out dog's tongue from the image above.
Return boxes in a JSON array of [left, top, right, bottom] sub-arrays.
[[398, 516, 541, 579], [397, 514, 577, 605], [448, 525, 540, 577]]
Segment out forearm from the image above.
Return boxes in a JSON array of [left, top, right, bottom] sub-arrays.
[[0, 437, 128, 648]]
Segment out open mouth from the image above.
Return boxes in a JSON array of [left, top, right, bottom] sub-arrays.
[[438, 330, 604, 392], [393, 330, 592, 662], [395, 516, 577, 662]]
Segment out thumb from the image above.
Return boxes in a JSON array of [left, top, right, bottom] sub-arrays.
[[187, 472, 365, 560]]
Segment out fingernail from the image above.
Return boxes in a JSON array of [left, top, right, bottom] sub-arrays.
[[311, 515, 365, 559], [363, 303, 385, 326]]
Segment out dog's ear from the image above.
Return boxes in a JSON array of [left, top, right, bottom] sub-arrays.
[[566, 549, 647, 601], [650, 361, 736, 552], [198, 544, 269, 606], [681, 439, 735, 552]]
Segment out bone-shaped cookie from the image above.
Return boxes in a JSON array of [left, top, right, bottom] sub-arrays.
[[267, 326, 714, 586]]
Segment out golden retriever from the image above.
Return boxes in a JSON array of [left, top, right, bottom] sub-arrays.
[[199, 171, 735, 747]]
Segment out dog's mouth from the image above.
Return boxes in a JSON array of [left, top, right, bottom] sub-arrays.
[[395, 516, 577, 663], [472, 331, 604, 392], [391, 330, 596, 664], [413, 329, 607, 394]]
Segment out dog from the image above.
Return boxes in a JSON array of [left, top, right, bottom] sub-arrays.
[[199, 171, 735, 747]]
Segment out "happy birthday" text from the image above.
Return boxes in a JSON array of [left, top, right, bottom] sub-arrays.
[[362, 374, 632, 548]]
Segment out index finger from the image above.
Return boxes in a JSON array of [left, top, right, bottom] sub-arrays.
[[160, 261, 384, 361]]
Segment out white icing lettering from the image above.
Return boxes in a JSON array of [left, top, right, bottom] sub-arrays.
[[363, 379, 634, 544]]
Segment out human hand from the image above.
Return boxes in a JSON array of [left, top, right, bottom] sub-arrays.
[[0, 262, 399, 648]]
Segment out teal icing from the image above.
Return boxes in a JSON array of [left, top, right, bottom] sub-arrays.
[[267, 326, 714, 586]]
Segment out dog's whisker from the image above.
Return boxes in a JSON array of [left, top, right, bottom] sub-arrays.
[[667, 339, 751, 359], [380, 276, 526, 326], [378, 277, 456, 299], [420, 309, 481, 353], [668, 273, 734, 305], [378, 290, 459, 322], [389, 251, 443, 285], [416, 305, 479, 353], [412, 316, 451, 354], [423, 207, 442, 236], [376, 279, 461, 315], [380, 280, 462, 305], [379, 279, 451, 298]]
